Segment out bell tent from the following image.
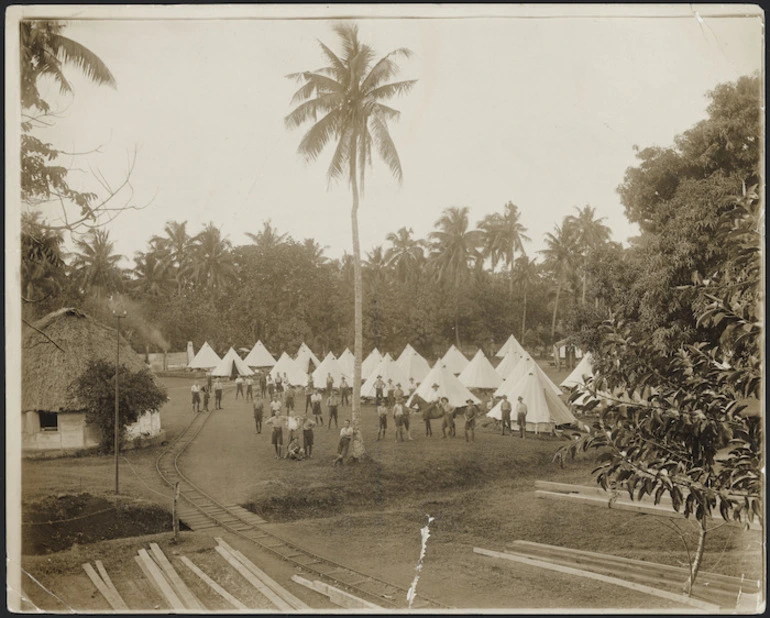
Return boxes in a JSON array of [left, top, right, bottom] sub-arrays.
[[495, 356, 561, 398], [211, 348, 254, 377], [458, 349, 503, 390], [243, 341, 276, 368], [312, 352, 350, 388], [361, 348, 384, 380], [396, 343, 417, 364], [495, 334, 527, 359], [488, 369, 577, 432], [337, 348, 355, 376], [397, 347, 431, 385], [440, 345, 469, 375], [561, 353, 594, 389], [406, 363, 480, 408], [296, 342, 320, 366], [270, 352, 307, 385], [361, 358, 410, 398], [494, 351, 523, 379], [188, 341, 221, 369]]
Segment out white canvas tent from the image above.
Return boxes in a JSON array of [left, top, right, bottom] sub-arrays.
[[495, 334, 527, 359], [188, 341, 221, 369], [494, 356, 561, 397], [561, 353, 594, 389], [458, 349, 503, 390], [361, 357, 410, 398], [361, 348, 383, 380], [383, 352, 394, 362], [243, 340, 276, 368], [487, 369, 577, 431], [270, 352, 307, 385], [396, 343, 416, 364], [337, 348, 355, 376], [211, 347, 254, 377], [186, 341, 195, 365], [440, 345, 469, 375], [494, 351, 524, 379], [312, 352, 350, 388], [406, 363, 480, 408], [296, 343, 320, 367], [397, 347, 431, 384]]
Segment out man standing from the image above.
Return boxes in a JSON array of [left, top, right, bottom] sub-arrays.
[[334, 420, 354, 465], [206, 372, 213, 395], [311, 389, 324, 425], [326, 372, 334, 398], [374, 375, 385, 406], [408, 378, 417, 397], [393, 397, 405, 442], [424, 382, 441, 438], [500, 394, 512, 436], [259, 370, 267, 398], [393, 382, 404, 403], [245, 376, 254, 401], [191, 382, 201, 414], [464, 398, 478, 442], [202, 384, 210, 412], [327, 389, 340, 429], [440, 396, 455, 439], [339, 376, 350, 406], [214, 379, 224, 410], [267, 374, 275, 399], [302, 415, 316, 458], [235, 375, 244, 399], [285, 386, 295, 413], [305, 379, 314, 413], [265, 410, 287, 459], [386, 379, 395, 407], [253, 398, 264, 433], [516, 395, 528, 439], [270, 394, 282, 417]]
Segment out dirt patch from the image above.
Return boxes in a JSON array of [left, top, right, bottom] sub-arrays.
[[22, 493, 172, 555]]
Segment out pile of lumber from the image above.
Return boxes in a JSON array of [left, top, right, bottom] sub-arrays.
[[474, 540, 761, 611], [134, 542, 206, 610], [82, 561, 128, 610], [534, 480, 762, 530]]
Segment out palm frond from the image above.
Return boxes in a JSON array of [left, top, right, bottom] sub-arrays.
[[370, 113, 403, 182], [50, 33, 116, 88], [285, 93, 343, 129], [362, 48, 412, 91], [317, 40, 347, 76], [327, 126, 353, 183], [371, 102, 400, 121], [297, 109, 341, 161], [369, 79, 417, 101]]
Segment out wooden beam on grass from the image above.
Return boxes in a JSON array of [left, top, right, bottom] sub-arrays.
[[134, 555, 167, 607], [214, 545, 293, 611], [215, 538, 310, 610], [93, 560, 129, 610], [148, 542, 204, 610], [82, 563, 128, 610], [290, 575, 382, 610], [473, 547, 721, 611], [179, 556, 248, 610], [137, 549, 185, 610]]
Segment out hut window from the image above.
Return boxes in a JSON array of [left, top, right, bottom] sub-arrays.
[[39, 411, 58, 431]]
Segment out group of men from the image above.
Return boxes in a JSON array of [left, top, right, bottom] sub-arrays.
[[190, 376, 225, 413], [493, 394, 529, 438]]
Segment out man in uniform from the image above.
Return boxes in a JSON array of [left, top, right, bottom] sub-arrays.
[[500, 394, 512, 436], [516, 395, 528, 438], [464, 398, 478, 442]]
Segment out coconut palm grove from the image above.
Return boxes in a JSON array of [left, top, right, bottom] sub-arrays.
[[14, 11, 763, 613]]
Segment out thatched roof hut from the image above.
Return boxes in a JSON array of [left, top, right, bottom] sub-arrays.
[[22, 308, 148, 413]]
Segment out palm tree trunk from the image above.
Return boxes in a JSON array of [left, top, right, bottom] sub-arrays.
[[508, 252, 514, 300], [521, 288, 528, 339], [581, 258, 587, 305], [454, 293, 461, 348], [551, 279, 562, 341], [350, 154, 365, 457]]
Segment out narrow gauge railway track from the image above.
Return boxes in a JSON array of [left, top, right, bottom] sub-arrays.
[[156, 410, 448, 610]]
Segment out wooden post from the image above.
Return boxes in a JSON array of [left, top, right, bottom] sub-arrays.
[[172, 482, 180, 542]]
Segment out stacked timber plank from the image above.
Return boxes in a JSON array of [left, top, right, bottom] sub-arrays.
[[474, 540, 761, 611], [82, 561, 129, 610], [535, 480, 762, 531]]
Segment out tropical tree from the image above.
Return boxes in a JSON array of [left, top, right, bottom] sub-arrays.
[[149, 220, 192, 290], [565, 205, 611, 304], [478, 201, 530, 298], [189, 223, 235, 290], [69, 229, 124, 298], [429, 206, 483, 347], [285, 23, 415, 449], [131, 250, 174, 298], [385, 226, 425, 283], [540, 223, 579, 341], [21, 211, 66, 304], [511, 255, 539, 338], [246, 219, 287, 251]]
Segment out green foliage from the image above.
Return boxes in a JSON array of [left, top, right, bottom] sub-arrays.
[[69, 359, 167, 453]]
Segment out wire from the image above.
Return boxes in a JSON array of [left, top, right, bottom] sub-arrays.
[[121, 455, 174, 500], [22, 506, 118, 526]]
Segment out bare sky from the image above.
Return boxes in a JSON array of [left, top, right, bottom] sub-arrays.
[[23, 5, 764, 264]]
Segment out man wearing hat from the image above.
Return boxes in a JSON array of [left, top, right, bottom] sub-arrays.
[[464, 398, 479, 442], [516, 395, 528, 438], [423, 382, 441, 438], [500, 394, 512, 436], [393, 396, 406, 442], [393, 382, 404, 403], [440, 396, 456, 439], [374, 375, 385, 406]]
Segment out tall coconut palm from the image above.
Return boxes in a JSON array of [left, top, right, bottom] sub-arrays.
[[285, 23, 415, 447], [246, 219, 287, 251], [385, 226, 425, 283], [478, 201, 530, 298], [540, 224, 579, 340], [429, 207, 483, 347], [511, 255, 539, 338], [69, 229, 124, 298], [565, 205, 611, 304], [190, 223, 235, 290], [150, 220, 192, 291], [131, 250, 174, 298]]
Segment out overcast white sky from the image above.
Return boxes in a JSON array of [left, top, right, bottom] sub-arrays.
[[21, 5, 764, 265]]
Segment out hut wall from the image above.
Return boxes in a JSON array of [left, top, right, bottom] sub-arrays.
[[124, 410, 163, 440], [22, 411, 97, 450]]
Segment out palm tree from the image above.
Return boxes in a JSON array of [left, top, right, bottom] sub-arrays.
[[511, 255, 539, 338], [246, 220, 287, 251], [21, 212, 66, 303], [478, 201, 530, 298], [429, 207, 483, 347], [565, 205, 611, 304], [189, 223, 235, 290], [150, 220, 192, 291], [385, 226, 425, 283], [131, 251, 174, 298], [540, 224, 579, 341], [286, 23, 415, 444], [69, 229, 124, 298], [20, 20, 116, 112], [302, 238, 329, 268]]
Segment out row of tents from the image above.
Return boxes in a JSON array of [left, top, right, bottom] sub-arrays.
[[183, 335, 599, 433]]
